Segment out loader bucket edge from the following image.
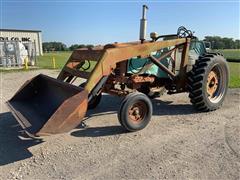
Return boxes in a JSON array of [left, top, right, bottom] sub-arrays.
[[7, 74, 89, 137], [6, 101, 31, 131], [36, 90, 88, 136]]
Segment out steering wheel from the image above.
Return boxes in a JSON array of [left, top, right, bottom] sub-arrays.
[[177, 26, 193, 38]]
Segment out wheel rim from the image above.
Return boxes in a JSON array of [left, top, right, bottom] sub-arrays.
[[206, 64, 226, 103], [128, 101, 147, 123]]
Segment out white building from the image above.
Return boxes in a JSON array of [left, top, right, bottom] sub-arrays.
[[0, 29, 43, 55]]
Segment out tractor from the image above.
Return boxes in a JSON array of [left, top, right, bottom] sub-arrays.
[[7, 5, 229, 137]]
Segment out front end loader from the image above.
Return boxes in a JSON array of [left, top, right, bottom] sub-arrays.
[[7, 5, 229, 137]]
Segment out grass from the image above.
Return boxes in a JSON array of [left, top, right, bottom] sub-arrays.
[[217, 49, 240, 60], [37, 51, 97, 72], [213, 49, 240, 88], [37, 51, 71, 69], [0, 52, 71, 73], [228, 62, 240, 88]]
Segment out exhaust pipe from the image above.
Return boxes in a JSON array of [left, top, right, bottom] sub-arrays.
[[140, 5, 148, 43]]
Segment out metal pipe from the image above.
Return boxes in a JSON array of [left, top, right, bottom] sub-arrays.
[[149, 55, 176, 78], [139, 5, 148, 43]]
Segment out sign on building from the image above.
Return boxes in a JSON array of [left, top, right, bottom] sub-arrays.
[[0, 29, 43, 56]]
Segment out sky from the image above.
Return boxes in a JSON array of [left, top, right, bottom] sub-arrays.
[[1, 0, 239, 46]]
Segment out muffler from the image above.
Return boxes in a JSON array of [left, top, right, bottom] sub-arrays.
[[139, 5, 148, 43]]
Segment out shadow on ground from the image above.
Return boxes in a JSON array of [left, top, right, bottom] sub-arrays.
[[71, 94, 197, 138], [0, 94, 196, 165], [84, 94, 196, 119], [0, 112, 42, 166], [71, 125, 127, 137]]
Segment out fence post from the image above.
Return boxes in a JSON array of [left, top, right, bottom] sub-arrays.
[[24, 57, 29, 70], [52, 57, 56, 69]]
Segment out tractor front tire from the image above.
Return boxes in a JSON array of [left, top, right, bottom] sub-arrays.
[[118, 92, 153, 132], [188, 53, 229, 111]]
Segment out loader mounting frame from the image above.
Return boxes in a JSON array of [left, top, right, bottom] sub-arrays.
[[58, 37, 191, 97]]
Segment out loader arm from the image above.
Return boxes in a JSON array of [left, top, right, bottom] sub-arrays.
[[57, 37, 190, 104], [85, 38, 189, 94]]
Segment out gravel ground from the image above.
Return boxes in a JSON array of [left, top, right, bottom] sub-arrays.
[[0, 70, 239, 180]]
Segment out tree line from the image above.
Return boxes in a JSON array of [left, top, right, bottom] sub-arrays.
[[42, 42, 94, 52], [203, 36, 239, 49], [42, 42, 67, 52], [43, 36, 240, 52]]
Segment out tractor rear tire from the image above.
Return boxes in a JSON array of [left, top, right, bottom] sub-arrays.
[[188, 53, 229, 112], [118, 92, 153, 132]]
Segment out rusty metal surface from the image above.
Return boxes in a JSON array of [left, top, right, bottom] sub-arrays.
[[138, 47, 177, 75], [207, 70, 219, 97], [128, 101, 147, 123], [37, 90, 88, 136], [149, 55, 176, 78], [177, 38, 191, 90], [131, 75, 155, 83], [85, 38, 189, 93], [57, 37, 190, 96], [56, 38, 189, 96], [7, 74, 88, 136]]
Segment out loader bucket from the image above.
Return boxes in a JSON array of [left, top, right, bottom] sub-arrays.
[[7, 74, 88, 137]]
